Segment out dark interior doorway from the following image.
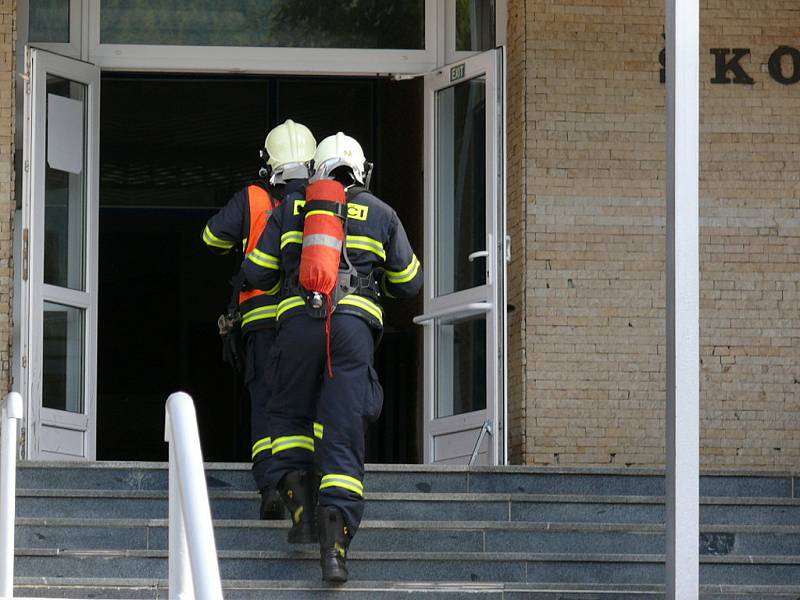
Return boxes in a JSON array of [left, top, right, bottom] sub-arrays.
[[98, 74, 423, 464]]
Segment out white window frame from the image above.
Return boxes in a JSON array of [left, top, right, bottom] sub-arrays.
[[444, 0, 507, 65], [85, 0, 439, 75], [18, 0, 83, 59]]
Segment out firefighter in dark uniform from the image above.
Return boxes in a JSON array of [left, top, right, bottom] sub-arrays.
[[203, 120, 316, 520], [243, 132, 422, 582]]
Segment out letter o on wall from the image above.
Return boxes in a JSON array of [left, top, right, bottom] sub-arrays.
[[768, 46, 800, 85]]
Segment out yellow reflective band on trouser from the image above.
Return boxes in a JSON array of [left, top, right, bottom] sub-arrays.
[[271, 435, 314, 455], [386, 254, 421, 284], [251, 437, 272, 459], [247, 248, 280, 269], [280, 230, 304, 249], [203, 226, 234, 250], [313, 422, 324, 439], [241, 305, 277, 326], [346, 235, 386, 260], [277, 296, 305, 319], [320, 474, 364, 497], [338, 294, 383, 325]]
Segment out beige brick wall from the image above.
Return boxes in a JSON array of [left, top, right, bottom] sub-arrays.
[[0, 0, 13, 396], [506, 0, 529, 463], [518, 0, 800, 468]]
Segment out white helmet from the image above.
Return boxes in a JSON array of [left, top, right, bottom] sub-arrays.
[[263, 119, 316, 180], [312, 132, 368, 185]]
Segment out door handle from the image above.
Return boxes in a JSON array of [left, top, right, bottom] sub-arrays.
[[413, 302, 492, 325], [468, 250, 488, 262]]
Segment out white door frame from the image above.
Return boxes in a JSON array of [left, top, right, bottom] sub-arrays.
[[417, 49, 506, 465], [21, 47, 100, 460]]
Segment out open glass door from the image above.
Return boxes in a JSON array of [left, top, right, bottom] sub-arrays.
[[417, 49, 506, 465], [21, 48, 99, 460]]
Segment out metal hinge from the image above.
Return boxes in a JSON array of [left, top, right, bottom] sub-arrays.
[[505, 235, 512, 263], [22, 228, 29, 281]]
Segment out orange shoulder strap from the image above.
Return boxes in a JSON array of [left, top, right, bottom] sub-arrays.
[[245, 185, 272, 256]]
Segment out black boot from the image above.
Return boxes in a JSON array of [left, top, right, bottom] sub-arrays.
[[317, 505, 350, 582], [259, 484, 285, 520], [278, 471, 317, 544]]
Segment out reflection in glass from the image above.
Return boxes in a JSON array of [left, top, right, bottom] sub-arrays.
[[456, 0, 496, 52], [29, 0, 70, 43], [100, 0, 425, 49], [45, 76, 86, 291], [435, 316, 486, 418], [43, 302, 85, 414], [435, 77, 486, 296]]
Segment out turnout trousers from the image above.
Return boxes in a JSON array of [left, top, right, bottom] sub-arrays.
[[244, 327, 277, 491], [265, 313, 383, 534]]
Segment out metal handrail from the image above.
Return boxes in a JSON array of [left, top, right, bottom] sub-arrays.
[[0, 392, 23, 598], [164, 392, 224, 600]]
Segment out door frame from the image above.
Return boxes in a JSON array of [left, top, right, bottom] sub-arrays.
[[417, 49, 507, 465], [20, 47, 100, 460]]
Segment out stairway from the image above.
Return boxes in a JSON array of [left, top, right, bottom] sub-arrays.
[[10, 462, 800, 599]]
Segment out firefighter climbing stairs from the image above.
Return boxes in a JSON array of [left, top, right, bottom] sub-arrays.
[[9, 463, 800, 598]]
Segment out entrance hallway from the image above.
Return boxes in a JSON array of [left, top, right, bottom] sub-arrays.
[[98, 75, 423, 463]]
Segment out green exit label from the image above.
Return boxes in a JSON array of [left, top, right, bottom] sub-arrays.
[[450, 63, 466, 82]]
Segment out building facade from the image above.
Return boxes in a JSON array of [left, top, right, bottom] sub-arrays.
[[1, 0, 798, 469]]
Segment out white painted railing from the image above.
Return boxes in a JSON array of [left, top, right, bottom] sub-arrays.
[[164, 392, 224, 600], [0, 392, 23, 598]]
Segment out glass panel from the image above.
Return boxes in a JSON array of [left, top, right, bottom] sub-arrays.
[[29, 0, 70, 43], [43, 302, 85, 413], [435, 315, 486, 418], [45, 76, 86, 290], [435, 77, 486, 296], [100, 0, 425, 49], [456, 0, 496, 52]]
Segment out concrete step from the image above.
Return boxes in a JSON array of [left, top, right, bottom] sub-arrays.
[[13, 518, 800, 557], [17, 462, 799, 499], [11, 549, 800, 585], [12, 578, 800, 599], [14, 489, 800, 525]]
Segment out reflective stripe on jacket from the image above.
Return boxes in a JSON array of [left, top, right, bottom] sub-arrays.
[[203, 182, 279, 332]]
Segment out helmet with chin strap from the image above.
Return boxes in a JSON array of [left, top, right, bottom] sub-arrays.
[[259, 119, 316, 183], [311, 132, 372, 188]]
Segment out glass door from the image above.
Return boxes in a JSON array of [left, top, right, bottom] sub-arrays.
[[416, 49, 505, 465], [21, 48, 99, 460]]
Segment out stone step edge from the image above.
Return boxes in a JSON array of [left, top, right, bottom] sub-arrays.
[[12, 577, 800, 595], [17, 461, 800, 478], [15, 488, 800, 506], [14, 548, 800, 564], [14, 516, 800, 535]]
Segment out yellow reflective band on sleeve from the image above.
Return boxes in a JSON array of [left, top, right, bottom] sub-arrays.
[[203, 226, 235, 250], [277, 296, 305, 319], [247, 248, 280, 270], [338, 294, 383, 325], [386, 255, 421, 284], [251, 437, 272, 459], [320, 474, 364, 497], [280, 230, 304, 249], [271, 435, 315, 455], [346, 235, 386, 260], [241, 305, 278, 326], [313, 422, 324, 439], [265, 277, 282, 296]]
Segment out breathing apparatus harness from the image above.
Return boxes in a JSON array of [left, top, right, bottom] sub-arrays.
[[284, 182, 380, 376]]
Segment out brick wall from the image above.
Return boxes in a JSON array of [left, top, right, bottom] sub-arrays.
[[0, 0, 13, 396], [506, 0, 528, 462], [518, 0, 800, 468]]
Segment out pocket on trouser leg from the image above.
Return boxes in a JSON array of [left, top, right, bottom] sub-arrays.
[[361, 366, 384, 423]]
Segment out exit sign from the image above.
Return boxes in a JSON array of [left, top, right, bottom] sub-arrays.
[[450, 63, 466, 82]]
